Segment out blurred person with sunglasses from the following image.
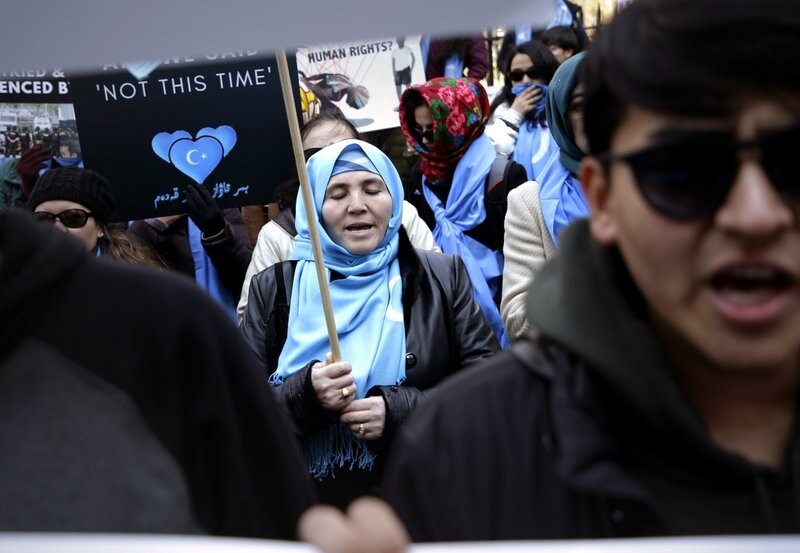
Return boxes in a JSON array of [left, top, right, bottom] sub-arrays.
[[236, 111, 437, 322], [380, 0, 800, 541], [500, 52, 588, 342], [28, 167, 162, 267], [400, 77, 528, 347], [485, 40, 561, 182]]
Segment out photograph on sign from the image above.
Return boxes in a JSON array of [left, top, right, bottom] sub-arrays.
[[0, 104, 80, 160], [0, 70, 81, 162]]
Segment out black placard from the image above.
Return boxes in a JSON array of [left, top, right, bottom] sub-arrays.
[[69, 53, 300, 221]]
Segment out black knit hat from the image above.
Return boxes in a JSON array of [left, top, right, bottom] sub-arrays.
[[27, 167, 116, 224]]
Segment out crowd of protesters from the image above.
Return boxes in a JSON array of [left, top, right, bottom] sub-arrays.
[[2, 0, 800, 550]]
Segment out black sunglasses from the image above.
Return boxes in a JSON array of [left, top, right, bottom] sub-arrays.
[[507, 68, 544, 82], [413, 125, 435, 143], [599, 124, 800, 220], [33, 209, 94, 228]]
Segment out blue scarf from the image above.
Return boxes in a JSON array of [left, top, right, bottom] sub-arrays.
[[537, 146, 589, 248], [444, 52, 464, 79], [539, 52, 589, 248], [273, 140, 406, 479], [515, 122, 558, 182], [422, 133, 510, 348], [187, 219, 237, 320]]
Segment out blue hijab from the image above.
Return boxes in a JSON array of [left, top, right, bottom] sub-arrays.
[[422, 133, 509, 348], [272, 139, 406, 478], [539, 52, 589, 247]]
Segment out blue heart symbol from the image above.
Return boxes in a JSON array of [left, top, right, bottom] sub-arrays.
[[196, 125, 237, 157], [168, 137, 224, 184], [152, 130, 191, 162]]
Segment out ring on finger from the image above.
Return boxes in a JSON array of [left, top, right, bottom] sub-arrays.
[[341, 387, 350, 398], [358, 423, 365, 436]]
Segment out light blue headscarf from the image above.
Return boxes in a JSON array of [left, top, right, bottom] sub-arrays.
[[539, 52, 589, 247], [422, 133, 510, 348], [272, 139, 406, 479]]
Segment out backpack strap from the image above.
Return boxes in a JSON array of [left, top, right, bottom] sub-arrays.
[[267, 262, 295, 371], [486, 152, 515, 195]]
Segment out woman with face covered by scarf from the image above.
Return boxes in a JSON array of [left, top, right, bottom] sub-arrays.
[[485, 40, 561, 182], [240, 139, 498, 508], [400, 77, 527, 348], [501, 52, 590, 341]]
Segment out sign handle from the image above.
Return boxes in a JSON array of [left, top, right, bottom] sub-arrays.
[[275, 50, 342, 363]]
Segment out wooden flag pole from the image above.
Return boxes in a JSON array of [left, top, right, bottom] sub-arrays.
[[275, 50, 342, 363]]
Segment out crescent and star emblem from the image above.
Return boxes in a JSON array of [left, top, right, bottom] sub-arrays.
[[185, 149, 202, 165]]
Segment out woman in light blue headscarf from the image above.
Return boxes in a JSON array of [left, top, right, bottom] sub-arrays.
[[500, 52, 589, 342], [240, 139, 498, 508]]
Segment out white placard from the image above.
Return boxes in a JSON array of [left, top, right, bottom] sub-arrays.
[[296, 36, 426, 133]]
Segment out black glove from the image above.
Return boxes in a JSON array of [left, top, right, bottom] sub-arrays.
[[183, 182, 225, 236], [17, 145, 52, 200]]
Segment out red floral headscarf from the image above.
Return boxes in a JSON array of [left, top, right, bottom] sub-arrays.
[[399, 77, 491, 184]]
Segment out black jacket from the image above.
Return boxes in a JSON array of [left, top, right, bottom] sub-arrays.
[[405, 158, 528, 253], [0, 209, 315, 538], [239, 231, 500, 442], [129, 209, 253, 298], [382, 221, 800, 541]]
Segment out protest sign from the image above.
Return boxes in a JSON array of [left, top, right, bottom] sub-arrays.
[[68, 52, 300, 221], [296, 36, 426, 133]]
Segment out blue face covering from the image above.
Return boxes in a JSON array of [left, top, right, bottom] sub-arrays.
[[510, 82, 533, 96], [511, 82, 548, 121]]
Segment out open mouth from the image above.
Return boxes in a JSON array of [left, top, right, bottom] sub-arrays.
[[709, 265, 795, 324], [345, 223, 373, 234], [711, 266, 793, 304]]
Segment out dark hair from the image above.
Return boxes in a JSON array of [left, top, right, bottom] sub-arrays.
[[59, 137, 81, 156], [400, 90, 427, 137], [538, 26, 578, 53], [583, 0, 800, 156], [490, 40, 559, 126]]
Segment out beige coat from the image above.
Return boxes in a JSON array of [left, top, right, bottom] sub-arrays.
[[501, 180, 557, 342]]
